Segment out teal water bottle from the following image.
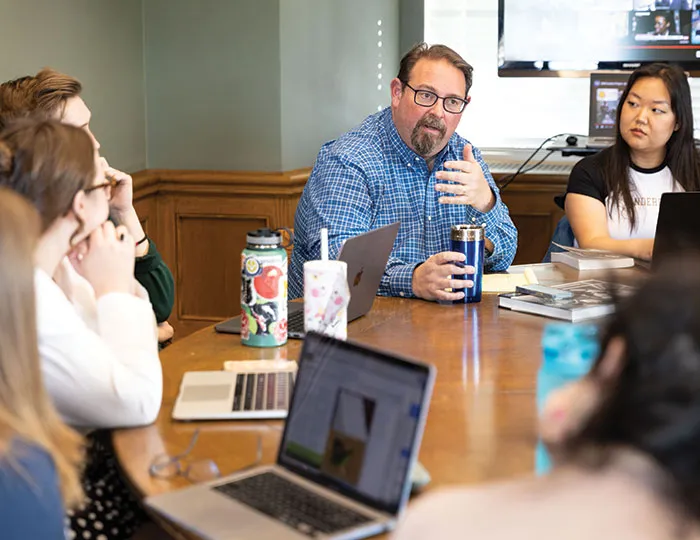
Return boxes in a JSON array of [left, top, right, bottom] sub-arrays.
[[240, 229, 288, 347], [535, 323, 599, 474]]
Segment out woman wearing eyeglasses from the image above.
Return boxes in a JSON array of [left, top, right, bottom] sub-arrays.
[[0, 187, 84, 539], [0, 119, 162, 539]]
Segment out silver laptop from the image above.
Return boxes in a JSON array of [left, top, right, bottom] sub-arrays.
[[586, 71, 630, 149], [146, 331, 436, 540], [215, 223, 400, 339], [172, 361, 297, 421]]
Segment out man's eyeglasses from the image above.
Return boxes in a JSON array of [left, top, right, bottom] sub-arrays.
[[402, 81, 468, 114], [84, 176, 122, 201], [148, 429, 263, 484]]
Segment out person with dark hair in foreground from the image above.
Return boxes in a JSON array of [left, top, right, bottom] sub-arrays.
[[394, 259, 700, 540]]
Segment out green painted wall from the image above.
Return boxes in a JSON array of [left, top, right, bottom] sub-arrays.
[[0, 0, 147, 172], [144, 0, 282, 170], [0, 1, 407, 172], [279, 0, 400, 171]]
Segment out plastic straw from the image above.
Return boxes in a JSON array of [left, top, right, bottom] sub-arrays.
[[320, 228, 329, 261]]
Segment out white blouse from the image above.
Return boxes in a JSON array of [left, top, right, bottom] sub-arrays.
[[35, 258, 163, 429]]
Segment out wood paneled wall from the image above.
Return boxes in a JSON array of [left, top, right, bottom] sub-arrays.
[[133, 170, 566, 338], [496, 173, 566, 265]]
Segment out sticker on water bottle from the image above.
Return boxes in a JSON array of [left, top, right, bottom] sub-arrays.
[[243, 256, 262, 278]]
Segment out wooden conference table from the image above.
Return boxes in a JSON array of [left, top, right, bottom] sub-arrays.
[[113, 264, 643, 538]]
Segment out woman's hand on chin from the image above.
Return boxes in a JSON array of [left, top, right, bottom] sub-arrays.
[[70, 222, 135, 298]]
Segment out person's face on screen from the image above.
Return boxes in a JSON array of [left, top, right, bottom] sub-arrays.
[[60, 96, 101, 151], [620, 76, 678, 165], [390, 58, 467, 159], [654, 15, 670, 35]]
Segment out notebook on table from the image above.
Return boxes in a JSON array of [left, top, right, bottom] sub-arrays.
[[146, 331, 436, 540], [585, 71, 631, 149], [215, 222, 400, 339]]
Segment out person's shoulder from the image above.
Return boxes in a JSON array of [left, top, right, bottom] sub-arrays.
[[0, 439, 58, 491], [394, 481, 530, 539], [0, 440, 66, 538], [569, 147, 613, 180], [319, 110, 389, 167]]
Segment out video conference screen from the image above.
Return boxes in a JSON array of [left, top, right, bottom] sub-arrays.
[[499, 0, 700, 75]]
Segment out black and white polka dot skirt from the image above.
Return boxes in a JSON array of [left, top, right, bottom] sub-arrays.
[[66, 431, 146, 540]]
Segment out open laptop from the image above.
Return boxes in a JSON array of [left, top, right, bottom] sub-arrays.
[[651, 191, 700, 269], [172, 361, 298, 421], [586, 71, 631, 149], [215, 222, 400, 339], [146, 331, 436, 540]]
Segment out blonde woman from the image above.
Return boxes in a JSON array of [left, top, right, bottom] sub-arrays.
[[0, 187, 83, 538], [0, 119, 162, 538]]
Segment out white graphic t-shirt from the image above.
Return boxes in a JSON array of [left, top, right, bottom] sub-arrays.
[[566, 147, 683, 240]]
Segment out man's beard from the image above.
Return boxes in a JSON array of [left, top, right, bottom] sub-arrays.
[[410, 114, 446, 157]]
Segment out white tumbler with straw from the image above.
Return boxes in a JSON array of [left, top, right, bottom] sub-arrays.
[[303, 228, 350, 340]]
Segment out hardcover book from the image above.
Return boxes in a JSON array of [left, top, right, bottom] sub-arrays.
[[498, 279, 636, 322], [551, 243, 635, 270]]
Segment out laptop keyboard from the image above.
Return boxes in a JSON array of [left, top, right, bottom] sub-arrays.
[[288, 309, 305, 335], [232, 372, 295, 412], [213, 472, 372, 537]]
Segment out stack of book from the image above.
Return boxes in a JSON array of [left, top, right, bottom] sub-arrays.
[[498, 279, 636, 322]]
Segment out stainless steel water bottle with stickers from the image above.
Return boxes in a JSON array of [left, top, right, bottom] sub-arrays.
[[450, 224, 485, 304], [240, 229, 288, 347]]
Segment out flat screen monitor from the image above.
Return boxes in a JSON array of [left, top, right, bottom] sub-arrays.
[[498, 0, 700, 77]]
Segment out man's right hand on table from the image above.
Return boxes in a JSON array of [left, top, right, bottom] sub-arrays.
[[411, 251, 474, 302]]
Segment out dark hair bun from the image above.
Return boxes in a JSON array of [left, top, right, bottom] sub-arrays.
[[0, 141, 13, 175]]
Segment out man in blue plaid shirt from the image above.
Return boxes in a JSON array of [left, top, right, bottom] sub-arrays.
[[290, 43, 517, 301]]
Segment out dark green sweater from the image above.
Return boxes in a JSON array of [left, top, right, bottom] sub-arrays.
[[135, 238, 175, 323]]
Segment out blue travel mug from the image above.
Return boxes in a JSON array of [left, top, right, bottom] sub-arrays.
[[450, 224, 485, 303]]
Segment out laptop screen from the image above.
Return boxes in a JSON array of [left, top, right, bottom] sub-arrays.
[[589, 71, 631, 139], [277, 332, 433, 515], [652, 192, 700, 267]]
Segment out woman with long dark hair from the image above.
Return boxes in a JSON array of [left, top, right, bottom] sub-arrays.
[[565, 63, 700, 260]]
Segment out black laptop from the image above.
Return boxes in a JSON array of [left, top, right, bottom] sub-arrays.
[[651, 192, 700, 269], [215, 223, 400, 339]]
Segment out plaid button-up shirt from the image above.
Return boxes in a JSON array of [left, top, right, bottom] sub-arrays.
[[290, 108, 518, 299]]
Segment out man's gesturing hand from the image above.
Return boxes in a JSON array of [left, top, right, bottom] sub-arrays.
[[435, 144, 495, 213]]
